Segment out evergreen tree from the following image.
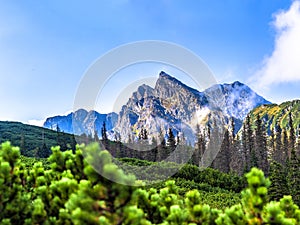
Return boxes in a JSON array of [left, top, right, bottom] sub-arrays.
[[230, 117, 235, 139], [56, 125, 67, 151], [273, 123, 286, 164], [164, 128, 176, 162], [195, 124, 206, 159], [287, 150, 300, 205], [70, 134, 77, 153], [167, 128, 176, 148], [101, 121, 108, 150], [269, 126, 275, 157], [297, 136, 300, 157], [208, 119, 222, 169], [94, 128, 100, 142], [268, 161, 289, 201], [242, 121, 249, 172], [289, 112, 296, 156], [20, 132, 25, 155], [255, 114, 269, 175], [101, 122, 108, 141], [229, 118, 243, 174], [246, 115, 256, 169], [214, 129, 231, 173], [151, 136, 158, 162], [283, 129, 289, 162], [36, 130, 51, 158], [178, 131, 189, 164], [192, 124, 202, 166], [156, 127, 166, 161], [242, 115, 256, 172]]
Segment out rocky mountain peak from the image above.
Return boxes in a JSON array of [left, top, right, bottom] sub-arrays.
[[133, 84, 154, 100], [232, 80, 244, 87], [44, 72, 272, 143], [155, 71, 201, 99]]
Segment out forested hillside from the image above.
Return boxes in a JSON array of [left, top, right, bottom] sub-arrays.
[[0, 121, 77, 157], [249, 100, 300, 134]]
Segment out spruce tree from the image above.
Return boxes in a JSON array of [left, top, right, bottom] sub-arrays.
[[101, 122, 108, 141], [156, 127, 166, 161], [269, 126, 275, 157], [283, 129, 289, 162], [167, 128, 176, 148], [287, 150, 300, 205], [268, 161, 289, 201], [20, 133, 25, 155], [242, 121, 249, 172], [242, 115, 256, 172], [255, 114, 269, 175], [246, 115, 256, 169], [192, 124, 202, 166], [214, 129, 231, 173], [70, 134, 77, 153], [94, 128, 100, 142], [288, 112, 296, 156], [273, 123, 284, 164]]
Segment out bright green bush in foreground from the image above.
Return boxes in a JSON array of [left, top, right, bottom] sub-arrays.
[[1, 141, 300, 224]]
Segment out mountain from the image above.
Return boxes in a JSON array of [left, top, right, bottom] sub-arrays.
[[247, 99, 300, 133], [44, 109, 118, 136], [43, 71, 271, 142], [203, 81, 271, 121]]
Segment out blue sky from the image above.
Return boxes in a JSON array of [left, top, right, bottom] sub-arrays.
[[0, 0, 299, 125]]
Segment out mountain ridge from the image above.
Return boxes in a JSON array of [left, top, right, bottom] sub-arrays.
[[43, 71, 271, 141]]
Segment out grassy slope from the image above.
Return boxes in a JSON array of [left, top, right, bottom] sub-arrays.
[[248, 99, 300, 132]]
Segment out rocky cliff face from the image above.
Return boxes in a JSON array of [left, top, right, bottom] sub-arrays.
[[44, 71, 271, 143], [44, 109, 118, 136], [114, 71, 270, 143]]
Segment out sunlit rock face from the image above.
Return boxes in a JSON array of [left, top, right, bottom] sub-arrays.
[[44, 71, 271, 143], [114, 71, 271, 143]]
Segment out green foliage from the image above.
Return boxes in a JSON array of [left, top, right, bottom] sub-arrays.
[[0, 121, 77, 157], [250, 100, 300, 134], [269, 161, 290, 201], [0, 142, 31, 224], [1, 141, 300, 224]]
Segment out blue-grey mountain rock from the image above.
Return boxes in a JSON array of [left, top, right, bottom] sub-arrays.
[[44, 71, 271, 143]]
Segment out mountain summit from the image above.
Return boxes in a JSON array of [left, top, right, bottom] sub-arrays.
[[43, 71, 271, 142], [203, 81, 271, 120]]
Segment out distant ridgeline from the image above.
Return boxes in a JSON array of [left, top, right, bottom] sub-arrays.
[[0, 121, 77, 158]]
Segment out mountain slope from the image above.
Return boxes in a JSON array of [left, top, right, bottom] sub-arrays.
[[248, 99, 300, 133]]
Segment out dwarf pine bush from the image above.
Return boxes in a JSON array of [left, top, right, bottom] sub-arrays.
[[1, 141, 300, 224]]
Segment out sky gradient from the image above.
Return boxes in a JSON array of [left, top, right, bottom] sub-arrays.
[[0, 0, 299, 125]]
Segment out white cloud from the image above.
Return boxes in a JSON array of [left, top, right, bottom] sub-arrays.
[[26, 109, 73, 127], [27, 119, 45, 127], [251, 1, 300, 88]]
